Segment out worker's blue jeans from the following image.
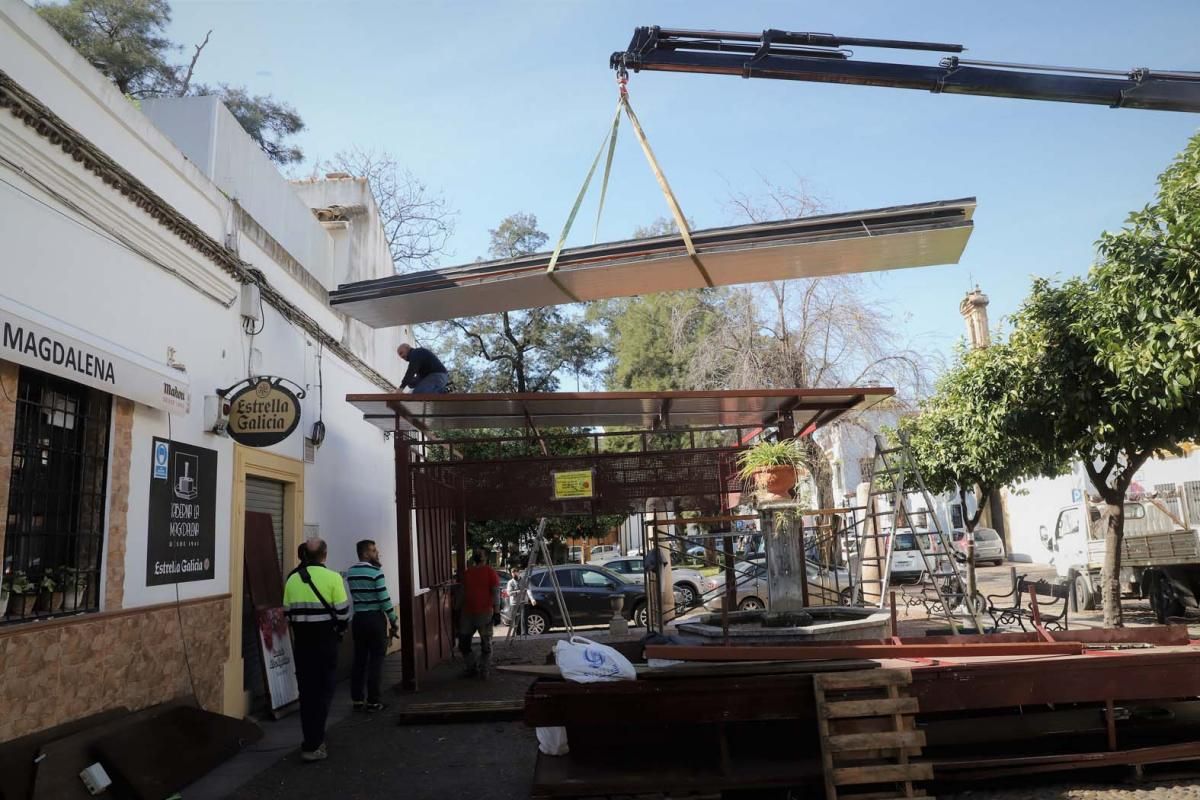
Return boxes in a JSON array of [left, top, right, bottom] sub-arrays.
[[412, 372, 449, 394]]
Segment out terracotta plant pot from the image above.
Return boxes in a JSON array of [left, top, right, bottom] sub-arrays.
[[753, 465, 797, 497], [7, 593, 38, 618]]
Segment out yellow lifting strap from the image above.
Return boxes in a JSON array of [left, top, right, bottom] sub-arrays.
[[544, 79, 713, 302], [618, 91, 714, 288], [544, 101, 622, 304]]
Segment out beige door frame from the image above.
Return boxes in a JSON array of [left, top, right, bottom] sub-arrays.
[[222, 445, 305, 718]]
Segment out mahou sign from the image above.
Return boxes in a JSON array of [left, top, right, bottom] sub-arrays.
[[226, 377, 302, 447]]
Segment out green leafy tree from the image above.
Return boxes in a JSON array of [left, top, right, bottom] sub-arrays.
[[37, 0, 305, 165], [439, 213, 608, 393], [903, 343, 1066, 536], [1000, 132, 1200, 626], [194, 84, 304, 165], [37, 0, 177, 97]]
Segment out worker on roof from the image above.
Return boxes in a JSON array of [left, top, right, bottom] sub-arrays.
[[283, 537, 350, 763], [397, 342, 451, 394]]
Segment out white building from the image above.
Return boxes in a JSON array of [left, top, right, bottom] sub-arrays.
[[1002, 451, 1200, 563], [0, 0, 410, 742]]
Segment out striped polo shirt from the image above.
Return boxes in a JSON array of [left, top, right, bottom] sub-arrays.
[[347, 561, 399, 624]]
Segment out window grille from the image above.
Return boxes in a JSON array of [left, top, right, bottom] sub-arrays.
[[1185, 481, 1200, 526], [1155, 483, 1183, 520], [3, 368, 110, 624]]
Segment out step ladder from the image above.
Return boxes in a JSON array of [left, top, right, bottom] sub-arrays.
[[506, 518, 573, 640], [813, 668, 934, 800], [855, 435, 985, 633]]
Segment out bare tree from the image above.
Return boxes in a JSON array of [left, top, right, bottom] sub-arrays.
[[676, 178, 935, 507], [320, 147, 455, 271]]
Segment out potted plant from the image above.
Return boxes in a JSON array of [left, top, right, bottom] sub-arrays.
[[6, 572, 37, 618], [58, 567, 89, 611], [36, 573, 62, 613], [738, 439, 809, 499]]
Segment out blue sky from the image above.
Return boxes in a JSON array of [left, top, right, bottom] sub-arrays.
[[167, 0, 1200, 358]]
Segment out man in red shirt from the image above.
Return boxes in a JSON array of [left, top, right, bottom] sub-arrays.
[[459, 546, 502, 679]]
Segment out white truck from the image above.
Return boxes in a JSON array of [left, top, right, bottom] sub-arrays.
[[1042, 491, 1198, 623]]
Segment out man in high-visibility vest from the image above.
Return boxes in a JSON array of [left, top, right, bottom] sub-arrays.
[[284, 538, 350, 762]]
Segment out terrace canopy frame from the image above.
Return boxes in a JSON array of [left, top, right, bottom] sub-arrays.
[[347, 387, 893, 689]]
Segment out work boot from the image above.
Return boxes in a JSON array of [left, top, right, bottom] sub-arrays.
[[352, 701, 365, 712], [301, 743, 328, 763]]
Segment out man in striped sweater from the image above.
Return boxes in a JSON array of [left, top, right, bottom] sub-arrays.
[[347, 540, 399, 712]]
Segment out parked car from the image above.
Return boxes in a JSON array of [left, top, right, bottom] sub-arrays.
[[603, 556, 708, 609], [702, 560, 853, 611], [504, 564, 648, 634], [951, 528, 1006, 566], [586, 544, 621, 564]]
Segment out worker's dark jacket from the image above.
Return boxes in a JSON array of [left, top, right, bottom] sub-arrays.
[[400, 348, 448, 389]]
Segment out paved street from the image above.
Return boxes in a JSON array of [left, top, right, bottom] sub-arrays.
[[184, 564, 1200, 800], [947, 780, 1200, 799]]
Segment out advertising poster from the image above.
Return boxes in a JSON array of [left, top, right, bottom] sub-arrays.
[[146, 438, 217, 585], [256, 607, 300, 712]]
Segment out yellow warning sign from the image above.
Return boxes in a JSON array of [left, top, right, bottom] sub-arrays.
[[553, 470, 594, 500]]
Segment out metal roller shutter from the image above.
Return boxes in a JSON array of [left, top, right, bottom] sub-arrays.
[[245, 477, 285, 568]]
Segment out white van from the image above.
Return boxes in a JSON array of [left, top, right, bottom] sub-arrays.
[[890, 531, 944, 583], [586, 544, 620, 564]]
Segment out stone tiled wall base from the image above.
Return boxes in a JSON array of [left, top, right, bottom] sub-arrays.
[[0, 596, 229, 743], [104, 398, 134, 610]]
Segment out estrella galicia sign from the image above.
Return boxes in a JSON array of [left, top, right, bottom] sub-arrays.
[[226, 377, 303, 448]]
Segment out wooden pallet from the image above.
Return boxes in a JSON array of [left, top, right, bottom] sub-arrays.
[[813, 668, 934, 800]]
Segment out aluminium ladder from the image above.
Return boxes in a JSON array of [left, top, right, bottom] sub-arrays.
[[855, 435, 986, 633], [506, 518, 574, 640]]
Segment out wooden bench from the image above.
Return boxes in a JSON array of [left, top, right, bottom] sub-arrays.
[[987, 572, 1070, 632]]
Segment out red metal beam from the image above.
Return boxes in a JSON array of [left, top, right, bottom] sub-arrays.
[[933, 740, 1200, 781], [911, 650, 1200, 713], [643, 641, 1085, 662], [917, 624, 1190, 647], [395, 427, 418, 691]]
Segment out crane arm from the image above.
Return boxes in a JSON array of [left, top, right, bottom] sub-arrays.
[[611, 27, 1200, 113]]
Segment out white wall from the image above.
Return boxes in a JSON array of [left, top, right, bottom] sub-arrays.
[[0, 0, 404, 611], [1004, 453, 1200, 564], [140, 96, 335, 290], [819, 407, 903, 502]]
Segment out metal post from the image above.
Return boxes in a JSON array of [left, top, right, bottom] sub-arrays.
[[723, 532, 736, 614], [395, 425, 417, 692]]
